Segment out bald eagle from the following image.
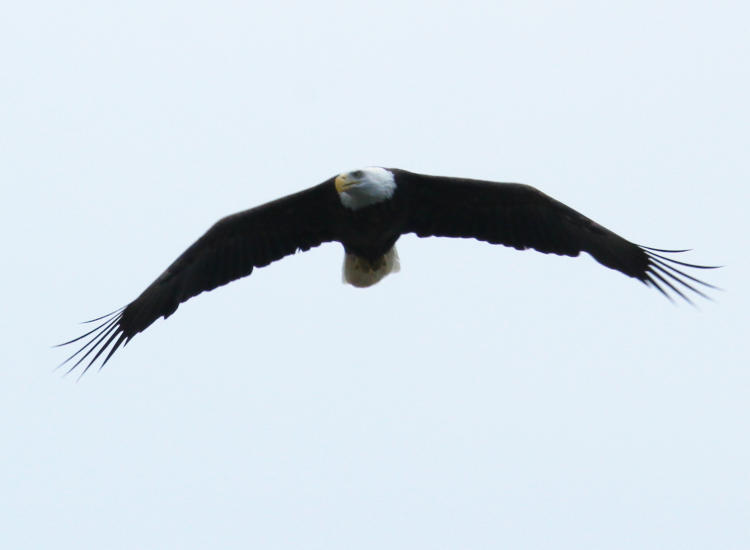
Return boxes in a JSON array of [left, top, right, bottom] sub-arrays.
[[59, 167, 716, 374]]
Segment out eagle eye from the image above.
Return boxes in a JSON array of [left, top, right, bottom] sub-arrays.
[[351, 170, 364, 179]]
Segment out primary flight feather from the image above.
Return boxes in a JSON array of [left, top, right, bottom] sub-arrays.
[[59, 167, 717, 374]]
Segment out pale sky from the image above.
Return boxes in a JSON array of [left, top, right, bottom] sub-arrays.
[[2, 1, 749, 549]]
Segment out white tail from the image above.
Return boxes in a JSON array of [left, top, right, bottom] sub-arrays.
[[342, 247, 400, 288]]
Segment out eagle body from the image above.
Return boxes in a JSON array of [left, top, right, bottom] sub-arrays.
[[337, 195, 406, 261], [336, 185, 408, 287], [60, 167, 716, 374]]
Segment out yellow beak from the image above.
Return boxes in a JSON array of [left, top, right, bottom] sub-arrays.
[[335, 174, 352, 193]]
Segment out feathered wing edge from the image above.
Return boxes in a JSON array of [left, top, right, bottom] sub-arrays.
[[638, 246, 721, 305], [56, 179, 343, 378], [55, 307, 129, 379], [395, 171, 721, 305], [56, 247, 720, 377]]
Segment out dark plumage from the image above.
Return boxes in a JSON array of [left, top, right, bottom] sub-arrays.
[[59, 168, 717, 375]]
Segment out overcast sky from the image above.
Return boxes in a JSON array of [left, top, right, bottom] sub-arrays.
[[2, 1, 748, 549]]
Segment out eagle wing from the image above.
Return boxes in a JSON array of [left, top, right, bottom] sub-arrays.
[[396, 170, 717, 301], [59, 179, 340, 375]]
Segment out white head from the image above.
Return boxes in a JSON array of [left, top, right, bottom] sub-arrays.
[[335, 167, 397, 210]]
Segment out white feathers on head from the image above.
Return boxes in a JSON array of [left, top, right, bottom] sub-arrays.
[[336, 167, 396, 210]]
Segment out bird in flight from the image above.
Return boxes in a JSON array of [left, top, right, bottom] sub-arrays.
[[59, 167, 717, 375]]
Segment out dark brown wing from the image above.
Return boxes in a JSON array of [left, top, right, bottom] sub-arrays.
[[59, 179, 341, 375], [395, 169, 718, 301]]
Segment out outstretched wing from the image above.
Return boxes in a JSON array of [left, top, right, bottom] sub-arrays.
[[59, 179, 341, 375], [396, 170, 718, 301]]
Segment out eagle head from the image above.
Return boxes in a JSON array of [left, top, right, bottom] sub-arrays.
[[335, 167, 396, 210]]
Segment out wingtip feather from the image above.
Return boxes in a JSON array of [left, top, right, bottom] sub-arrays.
[[640, 246, 719, 305]]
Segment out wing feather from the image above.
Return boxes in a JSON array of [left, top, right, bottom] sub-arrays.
[[396, 170, 717, 300], [58, 179, 340, 375]]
